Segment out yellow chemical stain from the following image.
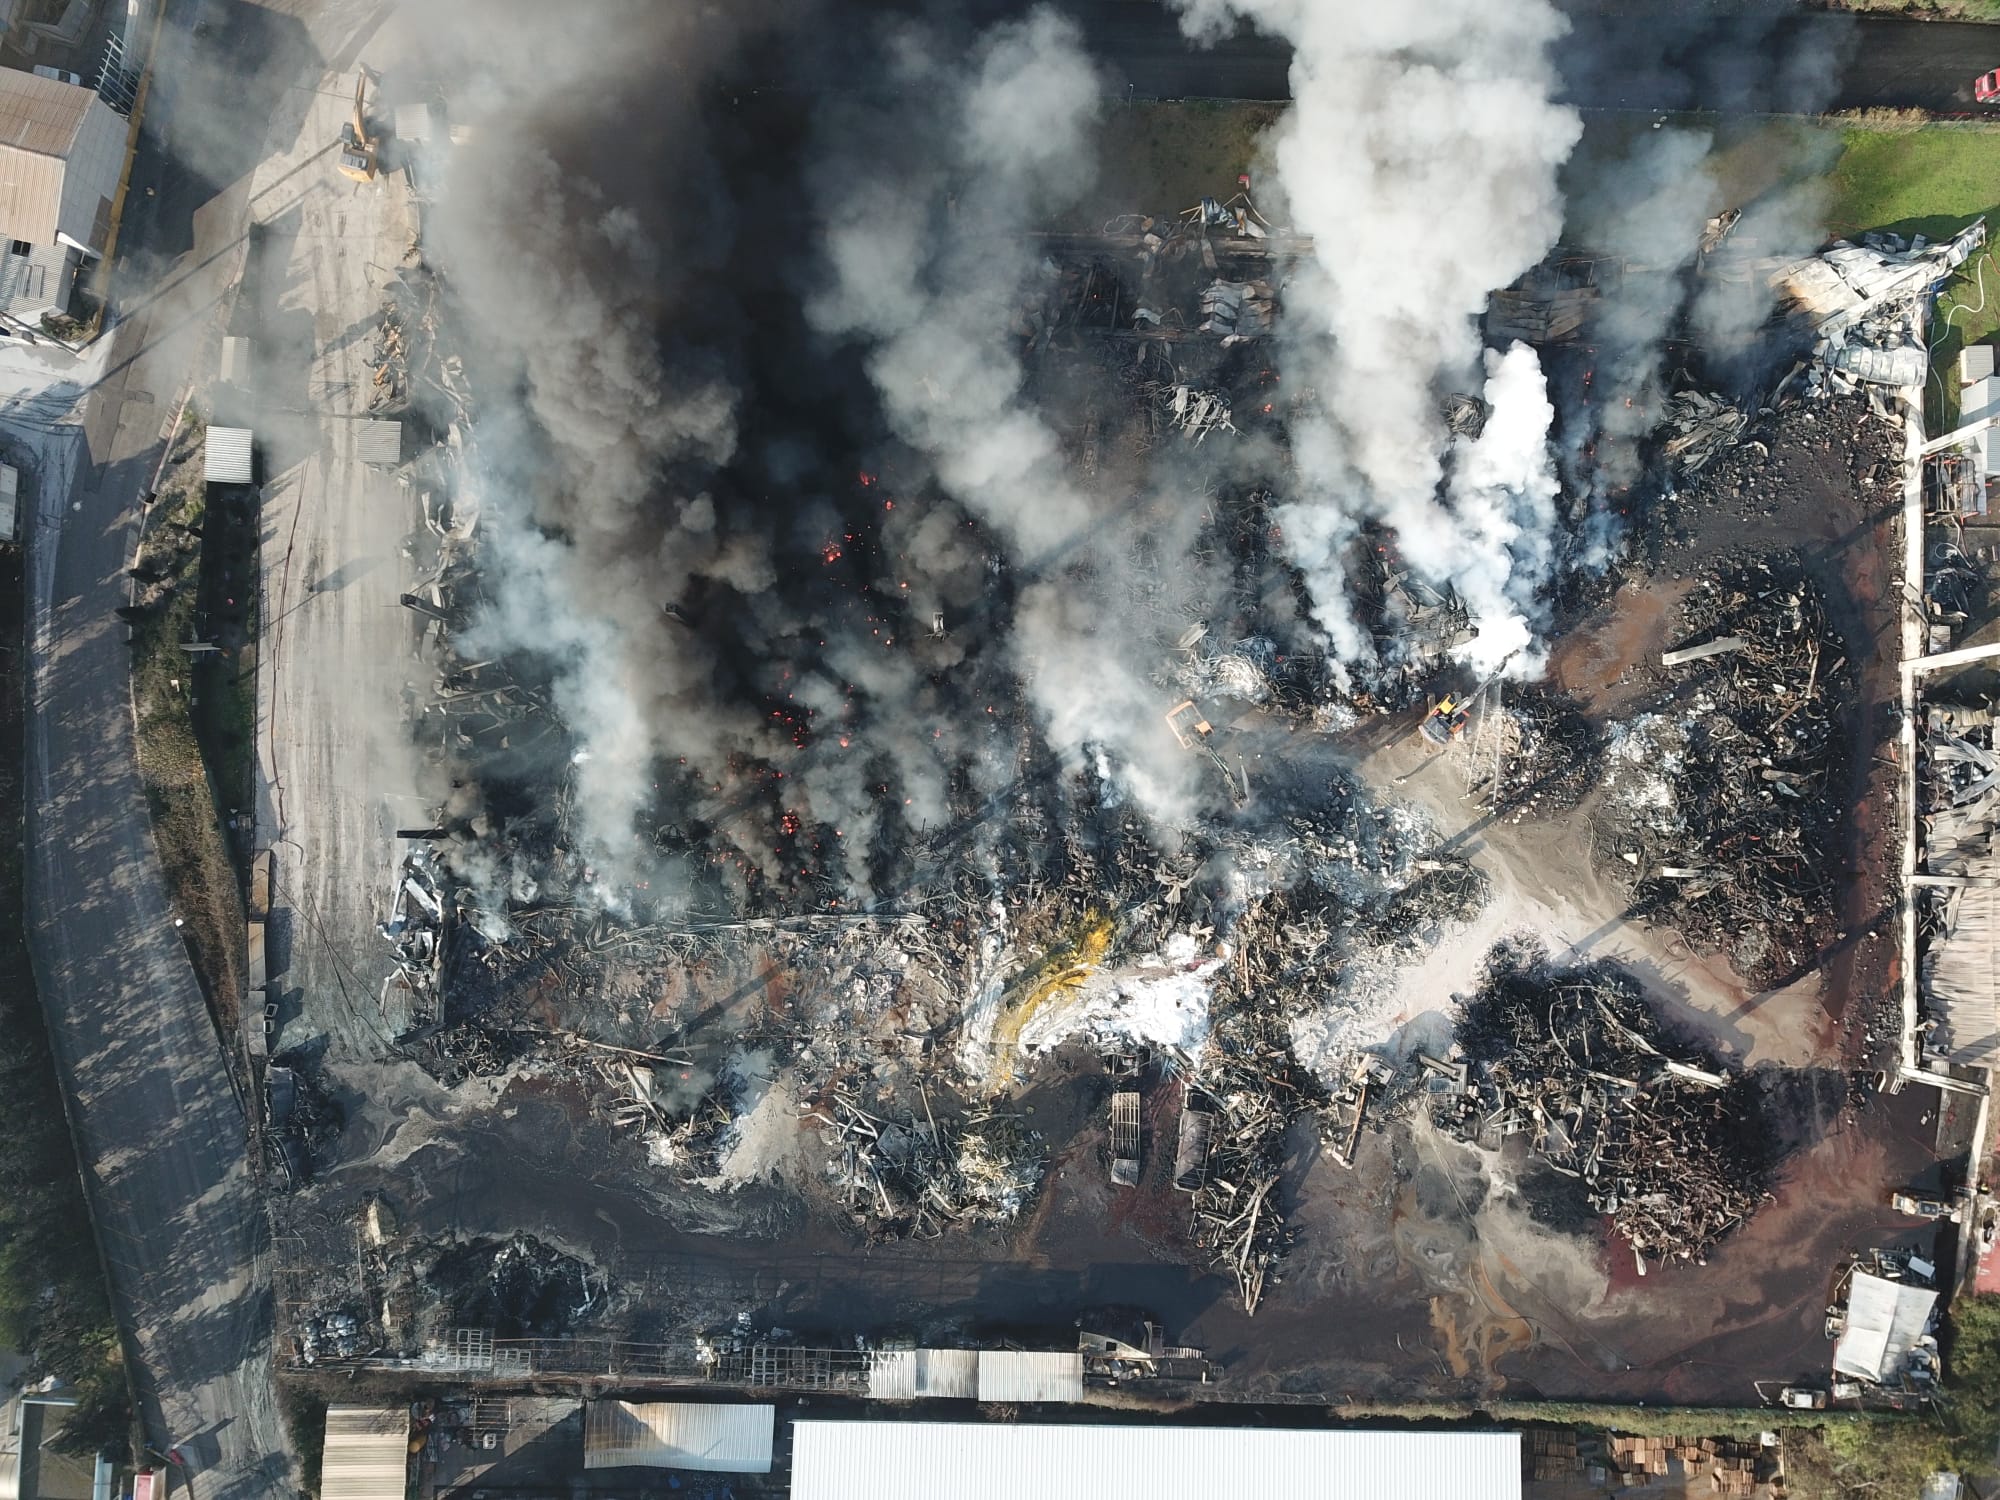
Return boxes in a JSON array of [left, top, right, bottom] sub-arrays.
[[987, 913, 1115, 1091]]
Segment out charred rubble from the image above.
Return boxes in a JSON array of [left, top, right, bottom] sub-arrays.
[[277, 177, 1920, 1336], [1595, 555, 1853, 987], [1437, 940, 1783, 1267]]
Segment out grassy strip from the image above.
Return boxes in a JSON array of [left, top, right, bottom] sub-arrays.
[[1817, 125, 2000, 431], [129, 414, 249, 1039], [1061, 100, 1284, 233], [279, 1387, 327, 1497], [0, 528, 130, 1452], [1820, 0, 2000, 17]]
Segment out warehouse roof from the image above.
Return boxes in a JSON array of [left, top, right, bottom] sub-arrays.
[[583, 1401, 774, 1473], [0, 70, 96, 245], [790, 1421, 1522, 1500], [868, 1348, 979, 1400], [321, 1406, 408, 1500], [975, 1350, 1082, 1403]]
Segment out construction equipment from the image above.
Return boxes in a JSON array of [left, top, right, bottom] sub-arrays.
[[1418, 692, 1473, 747], [1891, 1191, 1964, 1223], [1417, 653, 1517, 749], [338, 73, 378, 183], [1164, 700, 1247, 805]]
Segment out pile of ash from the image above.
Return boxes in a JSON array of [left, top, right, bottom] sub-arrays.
[[429, 1234, 606, 1339]]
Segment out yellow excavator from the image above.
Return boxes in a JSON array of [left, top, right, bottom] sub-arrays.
[[337, 73, 377, 183]]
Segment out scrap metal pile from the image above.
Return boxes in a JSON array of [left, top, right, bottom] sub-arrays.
[[1441, 941, 1776, 1266], [811, 1089, 1045, 1239], [1597, 555, 1852, 987], [1183, 860, 1489, 1312], [1661, 389, 1751, 475]]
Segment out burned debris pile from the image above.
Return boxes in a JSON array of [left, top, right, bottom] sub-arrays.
[[1471, 687, 1605, 821], [1661, 390, 1750, 476], [811, 1090, 1045, 1240], [264, 1055, 345, 1187], [1597, 556, 1852, 986], [1441, 941, 1776, 1266], [1180, 858, 1488, 1313]]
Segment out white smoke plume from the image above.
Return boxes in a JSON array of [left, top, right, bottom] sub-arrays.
[[1168, 0, 1581, 675]]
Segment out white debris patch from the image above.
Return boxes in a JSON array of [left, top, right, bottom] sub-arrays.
[[953, 896, 1019, 1081], [707, 1058, 804, 1188], [1602, 712, 1687, 824], [1017, 933, 1223, 1060]]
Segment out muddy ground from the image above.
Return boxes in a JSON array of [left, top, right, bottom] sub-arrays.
[[282, 401, 1955, 1405]]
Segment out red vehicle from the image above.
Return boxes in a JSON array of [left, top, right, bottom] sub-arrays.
[[1977, 67, 2000, 104]]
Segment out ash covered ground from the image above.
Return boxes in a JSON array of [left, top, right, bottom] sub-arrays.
[[262, 0, 1956, 1404]]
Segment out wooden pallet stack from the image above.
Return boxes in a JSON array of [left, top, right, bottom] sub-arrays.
[[1524, 1427, 1580, 1481]]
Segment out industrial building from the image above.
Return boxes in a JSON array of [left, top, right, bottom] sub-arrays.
[[320, 1405, 410, 1500], [582, 1402, 775, 1474], [789, 1422, 1522, 1500], [0, 65, 123, 316]]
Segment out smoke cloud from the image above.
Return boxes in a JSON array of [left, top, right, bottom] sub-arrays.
[[1168, 0, 1581, 675]]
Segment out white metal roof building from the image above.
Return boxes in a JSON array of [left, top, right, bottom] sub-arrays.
[[320, 1406, 409, 1500], [582, 1401, 774, 1473], [791, 1422, 1523, 1500], [1963, 376, 2000, 431], [205, 426, 253, 485], [974, 1350, 1083, 1403], [1834, 1271, 1939, 1383], [868, 1348, 979, 1400]]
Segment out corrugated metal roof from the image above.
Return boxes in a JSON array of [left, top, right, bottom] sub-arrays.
[[1923, 883, 2000, 1068], [1834, 1272, 1938, 1383], [792, 1422, 1523, 1500], [220, 335, 250, 383], [976, 1350, 1083, 1403], [582, 1402, 773, 1473], [0, 464, 16, 543], [358, 419, 402, 467], [1963, 343, 1997, 385], [321, 1406, 408, 1500], [0, 70, 91, 158], [0, 70, 95, 244], [868, 1348, 979, 1400], [206, 426, 253, 484]]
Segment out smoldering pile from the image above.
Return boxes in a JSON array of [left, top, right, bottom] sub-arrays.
[[1438, 940, 1777, 1267], [1471, 686, 1605, 821], [429, 1234, 605, 1339], [1595, 555, 1851, 987]]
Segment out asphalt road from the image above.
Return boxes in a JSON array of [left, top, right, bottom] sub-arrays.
[[1061, 1, 2000, 114], [18, 0, 390, 1494]]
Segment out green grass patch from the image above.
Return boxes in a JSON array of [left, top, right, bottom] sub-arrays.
[[1827, 0, 2000, 17], [1822, 126, 2000, 435], [129, 414, 249, 1039], [1065, 100, 1283, 232], [279, 1387, 327, 1497]]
